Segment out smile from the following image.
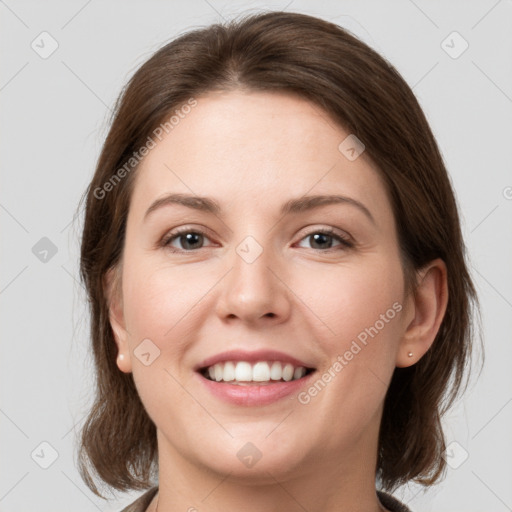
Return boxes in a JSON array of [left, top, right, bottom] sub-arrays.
[[195, 349, 317, 405], [201, 360, 314, 384]]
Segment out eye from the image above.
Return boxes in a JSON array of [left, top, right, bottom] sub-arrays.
[[161, 228, 214, 252], [160, 227, 353, 253], [296, 228, 353, 251]]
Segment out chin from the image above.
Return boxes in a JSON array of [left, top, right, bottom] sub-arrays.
[[185, 430, 312, 482]]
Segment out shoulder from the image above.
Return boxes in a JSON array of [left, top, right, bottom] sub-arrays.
[[377, 490, 413, 512], [119, 486, 158, 512]]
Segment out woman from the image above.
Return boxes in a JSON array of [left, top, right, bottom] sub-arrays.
[[77, 11, 480, 512]]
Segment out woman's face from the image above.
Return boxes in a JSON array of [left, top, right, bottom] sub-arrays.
[[110, 90, 414, 481]]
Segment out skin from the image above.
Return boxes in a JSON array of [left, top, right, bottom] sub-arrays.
[[107, 89, 448, 512]]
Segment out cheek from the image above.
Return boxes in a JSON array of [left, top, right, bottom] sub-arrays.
[[292, 256, 405, 349], [122, 257, 204, 341], [294, 259, 404, 425], [120, 260, 205, 421]]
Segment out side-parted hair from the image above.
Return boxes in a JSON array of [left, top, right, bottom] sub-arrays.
[[78, 10, 482, 498]]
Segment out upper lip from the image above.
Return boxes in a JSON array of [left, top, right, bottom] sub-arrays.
[[194, 349, 315, 371]]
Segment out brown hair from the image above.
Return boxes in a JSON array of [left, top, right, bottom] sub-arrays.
[[77, 10, 482, 498]]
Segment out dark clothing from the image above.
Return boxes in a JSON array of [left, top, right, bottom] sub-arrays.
[[120, 486, 412, 512]]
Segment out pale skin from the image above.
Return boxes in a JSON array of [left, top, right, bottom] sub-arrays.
[[106, 89, 448, 512]]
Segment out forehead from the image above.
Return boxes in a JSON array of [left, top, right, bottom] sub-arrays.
[[130, 89, 392, 222]]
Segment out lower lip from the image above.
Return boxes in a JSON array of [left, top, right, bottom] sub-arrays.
[[197, 372, 315, 406]]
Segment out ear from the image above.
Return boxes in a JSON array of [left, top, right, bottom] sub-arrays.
[[104, 266, 132, 373], [396, 258, 448, 368]]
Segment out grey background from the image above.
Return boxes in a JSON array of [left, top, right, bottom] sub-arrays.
[[1, 1, 511, 511]]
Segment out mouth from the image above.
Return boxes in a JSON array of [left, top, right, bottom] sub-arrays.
[[195, 350, 317, 406], [199, 360, 315, 385]]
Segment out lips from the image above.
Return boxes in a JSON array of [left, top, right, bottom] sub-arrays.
[[195, 349, 316, 405]]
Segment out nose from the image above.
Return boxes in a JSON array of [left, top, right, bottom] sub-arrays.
[[215, 240, 292, 326]]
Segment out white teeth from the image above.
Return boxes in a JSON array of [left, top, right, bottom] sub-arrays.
[[252, 362, 270, 381], [235, 361, 252, 381], [270, 361, 282, 380], [282, 363, 294, 382], [204, 360, 309, 383], [223, 361, 235, 381]]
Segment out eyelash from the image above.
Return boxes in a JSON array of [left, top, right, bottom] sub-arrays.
[[160, 226, 354, 253]]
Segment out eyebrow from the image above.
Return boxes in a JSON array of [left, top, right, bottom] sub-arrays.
[[143, 192, 375, 225]]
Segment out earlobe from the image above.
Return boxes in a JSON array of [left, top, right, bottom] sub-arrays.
[[396, 258, 448, 368], [104, 267, 133, 373], [116, 352, 131, 373]]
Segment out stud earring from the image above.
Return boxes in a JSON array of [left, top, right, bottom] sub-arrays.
[[118, 353, 125, 362], [407, 352, 413, 357]]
